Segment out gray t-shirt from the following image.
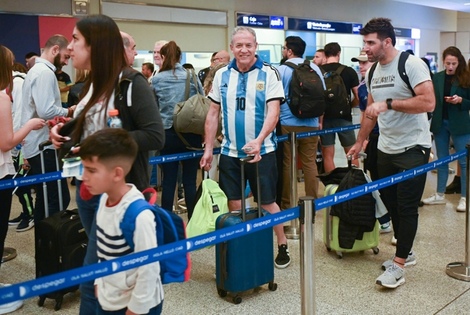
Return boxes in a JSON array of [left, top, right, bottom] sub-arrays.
[[366, 52, 432, 154]]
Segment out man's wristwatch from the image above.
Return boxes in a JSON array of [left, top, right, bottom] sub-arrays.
[[386, 98, 393, 110]]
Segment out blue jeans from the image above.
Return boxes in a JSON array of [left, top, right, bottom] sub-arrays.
[[160, 128, 201, 220], [97, 301, 163, 315], [434, 120, 470, 198], [76, 180, 101, 315]]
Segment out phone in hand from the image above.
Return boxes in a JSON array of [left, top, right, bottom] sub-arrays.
[[444, 96, 452, 101]]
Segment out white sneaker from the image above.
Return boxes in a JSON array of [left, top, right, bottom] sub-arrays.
[[457, 197, 466, 212], [380, 221, 392, 234], [382, 251, 417, 270], [391, 236, 397, 246], [0, 284, 23, 314], [422, 193, 446, 205]]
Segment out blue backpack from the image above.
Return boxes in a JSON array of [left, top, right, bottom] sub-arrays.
[[120, 188, 191, 284]]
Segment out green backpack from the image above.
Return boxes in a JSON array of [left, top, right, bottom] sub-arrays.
[[186, 178, 228, 239]]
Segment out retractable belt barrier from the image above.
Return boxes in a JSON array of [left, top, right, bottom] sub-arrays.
[[0, 149, 465, 304], [0, 124, 360, 190]]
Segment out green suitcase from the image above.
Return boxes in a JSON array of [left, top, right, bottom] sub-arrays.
[[323, 184, 380, 258]]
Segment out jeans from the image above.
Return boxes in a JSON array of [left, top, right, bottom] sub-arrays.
[[0, 175, 13, 268], [97, 301, 163, 315], [434, 120, 470, 198], [377, 145, 430, 259], [28, 149, 70, 222], [160, 128, 201, 220], [281, 125, 319, 209], [76, 180, 101, 315]]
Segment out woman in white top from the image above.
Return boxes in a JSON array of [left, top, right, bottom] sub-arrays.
[[0, 45, 45, 313]]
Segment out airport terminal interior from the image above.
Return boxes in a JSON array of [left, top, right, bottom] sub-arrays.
[[4, 0, 470, 314]]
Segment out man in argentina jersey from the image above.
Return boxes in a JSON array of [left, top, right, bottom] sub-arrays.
[[200, 26, 291, 269]]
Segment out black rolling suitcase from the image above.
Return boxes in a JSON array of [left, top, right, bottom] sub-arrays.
[[35, 140, 88, 311]]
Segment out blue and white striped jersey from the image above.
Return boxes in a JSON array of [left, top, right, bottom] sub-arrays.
[[208, 57, 285, 158]]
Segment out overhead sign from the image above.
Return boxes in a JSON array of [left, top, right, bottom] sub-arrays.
[[236, 13, 285, 29], [394, 27, 412, 38], [288, 18, 362, 34]]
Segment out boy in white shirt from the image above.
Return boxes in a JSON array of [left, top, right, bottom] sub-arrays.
[[79, 128, 164, 315]]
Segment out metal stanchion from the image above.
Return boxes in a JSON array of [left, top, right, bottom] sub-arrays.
[[300, 196, 316, 315], [284, 132, 300, 239], [446, 144, 470, 281]]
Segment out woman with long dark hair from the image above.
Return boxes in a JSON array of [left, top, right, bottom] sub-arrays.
[[0, 45, 45, 314], [423, 46, 470, 212], [50, 15, 164, 314], [152, 41, 203, 219]]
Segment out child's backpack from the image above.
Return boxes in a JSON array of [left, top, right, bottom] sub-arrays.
[[321, 65, 350, 119], [120, 188, 191, 284], [284, 60, 326, 118]]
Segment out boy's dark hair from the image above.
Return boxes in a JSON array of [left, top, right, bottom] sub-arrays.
[[25, 51, 38, 59], [79, 128, 138, 169], [142, 62, 154, 73], [324, 42, 341, 58], [360, 17, 396, 47], [285, 36, 306, 58]]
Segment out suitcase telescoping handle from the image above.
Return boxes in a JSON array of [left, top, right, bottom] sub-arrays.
[[239, 156, 262, 221], [38, 140, 64, 218]]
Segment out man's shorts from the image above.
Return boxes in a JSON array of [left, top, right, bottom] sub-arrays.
[[219, 152, 277, 205], [320, 118, 356, 148]]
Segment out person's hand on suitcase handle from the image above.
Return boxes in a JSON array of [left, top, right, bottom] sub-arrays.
[[242, 140, 262, 163]]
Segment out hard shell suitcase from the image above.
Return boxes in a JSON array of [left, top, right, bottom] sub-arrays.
[[322, 184, 380, 258], [215, 157, 277, 304], [35, 140, 88, 310]]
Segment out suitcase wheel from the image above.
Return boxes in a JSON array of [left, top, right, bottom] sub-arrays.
[[38, 296, 45, 307], [372, 247, 379, 255], [217, 289, 227, 298], [268, 281, 278, 291], [232, 295, 242, 304], [326, 246, 331, 252], [336, 251, 343, 259]]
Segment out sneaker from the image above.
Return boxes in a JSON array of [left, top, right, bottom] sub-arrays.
[[16, 217, 34, 232], [391, 236, 397, 246], [381, 251, 416, 270], [380, 221, 392, 234], [8, 214, 23, 226], [376, 264, 405, 289], [275, 244, 291, 269], [457, 197, 466, 212], [0, 284, 23, 314], [422, 193, 446, 205]]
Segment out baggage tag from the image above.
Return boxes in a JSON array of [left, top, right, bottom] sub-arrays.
[[62, 158, 83, 177], [210, 195, 220, 213]]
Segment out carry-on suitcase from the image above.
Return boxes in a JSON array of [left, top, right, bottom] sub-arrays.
[[215, 157, 277, 304], [322, 156, 379, 258], [35, 140, 88, 310]]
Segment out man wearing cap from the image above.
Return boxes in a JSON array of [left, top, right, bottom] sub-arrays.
[[352, 50, 392, 235]]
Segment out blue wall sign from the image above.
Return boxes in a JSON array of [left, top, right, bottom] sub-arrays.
[[237, 13, 285, 29], [288, 18, 361, 34]]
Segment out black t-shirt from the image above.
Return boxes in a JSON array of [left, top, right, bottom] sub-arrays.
[[321, 62, 360, 101]]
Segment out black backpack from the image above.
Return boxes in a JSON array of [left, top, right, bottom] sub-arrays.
[[284, 60, 326, 118], [321, 65, 350, 119]]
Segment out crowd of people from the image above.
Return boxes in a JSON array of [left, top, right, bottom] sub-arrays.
[[0, 13, 469, 314]]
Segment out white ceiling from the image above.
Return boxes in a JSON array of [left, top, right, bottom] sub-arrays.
[[394, 0, 470, 13]]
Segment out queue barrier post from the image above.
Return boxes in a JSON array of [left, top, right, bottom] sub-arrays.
[[300, 196, 316, 314], [284, 131, 300, 240], [446, 144, 470, 281]]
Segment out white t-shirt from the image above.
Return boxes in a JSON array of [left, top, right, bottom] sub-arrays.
[[366, 52, 432, 154]]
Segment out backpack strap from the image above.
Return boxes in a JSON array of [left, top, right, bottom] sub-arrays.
[[397, 51, 415, 96], [367, 52, 414, 96], [120, 199, 156, 250], [335, 64, 346, 76]]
